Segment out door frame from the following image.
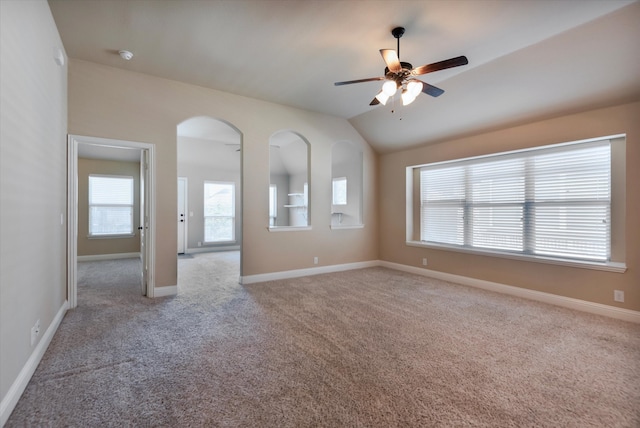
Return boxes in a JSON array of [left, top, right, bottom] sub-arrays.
[[177, 177, 188, 254], [67, 134, 157, 308]]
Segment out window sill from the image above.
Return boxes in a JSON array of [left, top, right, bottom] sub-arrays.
[[268, 226, 312, 232], [87, 234, 135, 239], [405, 240, 627, 273], [330, 224, 364, 230]]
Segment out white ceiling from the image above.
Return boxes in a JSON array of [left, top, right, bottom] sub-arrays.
[[49, 0, 640, 153]]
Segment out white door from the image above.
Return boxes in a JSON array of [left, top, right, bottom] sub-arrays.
[[177, 177, 187, 254], [140, 149, 149, 296]]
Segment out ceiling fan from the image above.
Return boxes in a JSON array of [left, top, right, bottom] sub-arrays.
[[334, 27, 468, 106]]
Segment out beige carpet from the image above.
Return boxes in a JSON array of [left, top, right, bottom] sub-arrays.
[[7, 252, 640, 427]]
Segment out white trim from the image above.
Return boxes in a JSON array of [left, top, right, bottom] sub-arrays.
[[77, 252, 140, 262], [240, 259, 639, 323], [68, 135, 156, 306], [67, 138, 78, 309], [187, 246, 240, 254], [330, 224, 364, 230], [177, 176, 188, 255], [380, 261, 640, 324], [406, 240, 627, 273], [0, 301, 68, 426], [267, 226, 312, 232], [87, 234, 136, 239], [240, 261, 378, 285], [154, 285, 177, 297], [409, 134, 625, 169]]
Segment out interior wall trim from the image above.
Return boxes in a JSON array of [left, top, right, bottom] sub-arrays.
[[240, 261, 379, 285], [77, 252, 141, 262], [186, 246, 240, 254], [0, 301, 69, 426], [380, 261, 640, 324], [154, 285, 177, 297]]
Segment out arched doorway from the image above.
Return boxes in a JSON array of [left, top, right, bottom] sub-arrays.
[[176, 116, 243, 286]]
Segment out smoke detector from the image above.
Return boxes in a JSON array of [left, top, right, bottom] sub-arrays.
[[118, 50, 133, 61]]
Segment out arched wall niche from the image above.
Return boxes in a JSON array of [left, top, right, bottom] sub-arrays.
[[269, 130, 310, 228], [331, 141, 363, 227]]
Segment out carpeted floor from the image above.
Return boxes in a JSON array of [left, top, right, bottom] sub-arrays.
[[7, 252, 640, 427]]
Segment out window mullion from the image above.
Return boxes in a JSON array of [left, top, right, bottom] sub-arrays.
[[464, 165, 471, 247]]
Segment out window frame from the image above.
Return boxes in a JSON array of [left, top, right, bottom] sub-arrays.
[[203, 181, 236, 243], [88, 174, 135, 238], [405, 135, 626, 273], [332, 177, 348, 206], [269, 184, 277, 227]]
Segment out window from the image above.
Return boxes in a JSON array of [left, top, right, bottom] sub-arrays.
[[204, 181, 235, 242], [269, 185, 277, 227], [332, 177, 347, 205], [88, 175, 134, 236], [419, 139, 611, 263]]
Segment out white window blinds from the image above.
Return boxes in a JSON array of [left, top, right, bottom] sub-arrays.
[[88, 175, 134, 236], [420, 140, 611, 262]]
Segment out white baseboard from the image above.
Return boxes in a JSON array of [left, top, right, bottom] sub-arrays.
[[0, 300, 69, 427], [77, 252, 140, 262], [240, 260, 379, 285], [185, 246, 240, 254], [380, 261, 640, 324], [153, 285, 177, 297]]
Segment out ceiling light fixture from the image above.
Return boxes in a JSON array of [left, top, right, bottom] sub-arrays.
[[335, 27, 468, 108], [375, 80, 398, 105], [401, 80, 424, 105], [118, 50, 133, 61]]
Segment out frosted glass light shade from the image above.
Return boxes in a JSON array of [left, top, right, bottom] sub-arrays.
[[375, 91, 390, 105], [407, 80, 423, 97], [382, 80, 398, 96], [401, 89, 417, 106]]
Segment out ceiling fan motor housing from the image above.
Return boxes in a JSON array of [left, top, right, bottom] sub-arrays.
[[385, 61, 413, 87], [391, 27, 405, 39]]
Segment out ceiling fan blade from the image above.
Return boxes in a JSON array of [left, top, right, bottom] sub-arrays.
[[369, 97, 380, 106], [412, 56, 468, 75], [420, 81, 445, 97], [334, 77, 385, 86], [380, 49, 402, 73]]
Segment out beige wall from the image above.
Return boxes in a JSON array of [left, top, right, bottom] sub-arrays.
[[379, 101, 640, 311], [77, 158, 141, 256], [177, 154, 241, 251], [68, 59, 379, 287], [0, 0, 67, 411]]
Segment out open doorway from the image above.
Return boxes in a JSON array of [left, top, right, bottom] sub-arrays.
[[67, 135, 156, 308], [176, 117, 242, 286]]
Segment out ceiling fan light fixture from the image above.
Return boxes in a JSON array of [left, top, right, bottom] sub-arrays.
[[375, 90, 390, 105], [407, 80, 423, 97], [382, 80, 398, 96], [401, 88, 417, 106]]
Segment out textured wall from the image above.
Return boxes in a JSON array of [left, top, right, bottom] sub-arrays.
[[379, 101, 640, 311], [68, 59, 379, 287], [0, 0, 67, 413], [77, 158, 141, 256]]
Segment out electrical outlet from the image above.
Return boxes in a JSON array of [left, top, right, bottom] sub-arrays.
[[30, 319, 40, 346], [313, 257, 319, 265], [614, 290, 624, 302], [422, 258, 428, 266], [197, 241, 202, 247]]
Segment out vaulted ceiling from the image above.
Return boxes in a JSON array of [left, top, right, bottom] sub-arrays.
[[48, 0, 640, 153]]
